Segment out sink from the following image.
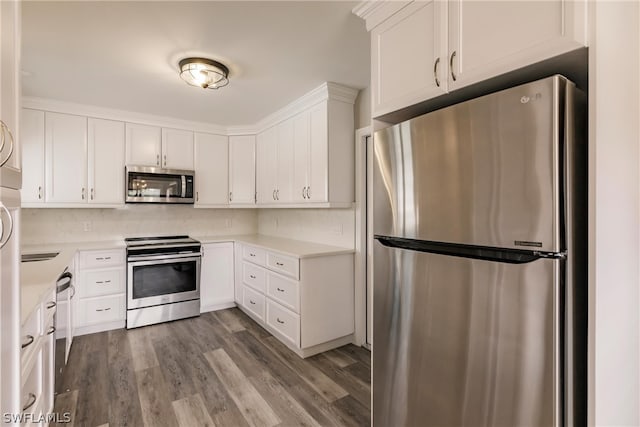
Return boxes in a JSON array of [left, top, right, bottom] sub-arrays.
[[21, 252, 60, 263]]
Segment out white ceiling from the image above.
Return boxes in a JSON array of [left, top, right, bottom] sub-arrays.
[[22, 1, 370, 127]]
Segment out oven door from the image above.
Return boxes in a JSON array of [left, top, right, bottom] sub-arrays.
[[127, 254, 200, 309]]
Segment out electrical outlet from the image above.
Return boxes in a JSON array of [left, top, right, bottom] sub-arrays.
[[83, 221, 92, 232]]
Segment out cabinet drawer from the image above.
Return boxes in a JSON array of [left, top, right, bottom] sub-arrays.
[[80, 267, 125, 298], [242, 285, 265, 321], [242, 261, 267, 293], [79, 249, 125, 269], [266, 300, 300, 348], [267, 272, 300, 313], [42, 288, 57, 326], [266, 252, 299, 279], [78, 295, 125, 326], [243, 245, 266, 266], [21, 344, 42, 415], [21, 304, 41, 361]]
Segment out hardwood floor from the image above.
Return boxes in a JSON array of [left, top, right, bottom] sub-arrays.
[[53, 308, 371, 427]]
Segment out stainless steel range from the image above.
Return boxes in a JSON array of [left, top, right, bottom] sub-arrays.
[[125, 235, 201, 328]]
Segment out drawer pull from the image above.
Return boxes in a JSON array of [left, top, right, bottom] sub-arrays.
[[276, 287, 285, 293], [47, 326, 56, 335], [276, 318, 285, 324], [105, 257, 111, 260], [276, 262, 284, 266], [105, 280, 111, 283], [22, 393, 37, 411], [249, 300, 256, 305], [250, 274, 256, 279], [46, 301, 56, 309], [249, 253, 256, 257], [96, 280, 111, 285], [96, 307, 112, 312], [96, 257, 104, 260], [21, 335, 34, 349]]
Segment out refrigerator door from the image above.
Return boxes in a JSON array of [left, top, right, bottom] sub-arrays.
[[373, 241, 562, 427], [374, 75, 573, 253]]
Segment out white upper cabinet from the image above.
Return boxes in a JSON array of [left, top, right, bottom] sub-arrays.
[[161, 128, 194, 170], [361, 0, 588, 117], [256, 121, 295, 204], [45, 112, 88, 203], [88, 118, 125, 205], [229, 135, 256, 205], [448, 0, 587, 90], [125, 123, 161, 167], [276, 120, 295, 203], [194, 132, 229, 206], [371, 0, 447, 117], [256, 126, 277, 204], [308, 103, 329, 203], [0, 0, 21, 189], [21, 109, 45, 203], [292, 111, 310, 203]]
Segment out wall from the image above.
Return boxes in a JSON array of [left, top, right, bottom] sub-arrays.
[[354, 86, 371, 129], [589, 1, 640, 425], [21, 206, 258, 245], [258, 208, 355, 249]]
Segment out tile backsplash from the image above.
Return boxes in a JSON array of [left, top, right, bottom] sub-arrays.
[[258, 208, 355, 248], [21, 205, 258, 245], [21, 206, 356, 248]]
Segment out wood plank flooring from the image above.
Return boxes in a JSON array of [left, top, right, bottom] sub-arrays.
[[53, 308, 371, 427]]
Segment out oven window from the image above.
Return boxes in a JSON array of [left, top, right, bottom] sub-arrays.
[[128, 171, 183, 198], [132, 260, 197, 299]]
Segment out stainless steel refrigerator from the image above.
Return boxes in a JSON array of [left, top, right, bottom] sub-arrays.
[[373, 75, 587, 427]]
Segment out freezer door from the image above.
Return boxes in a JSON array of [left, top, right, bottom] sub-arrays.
[[373, 242, 562, 427], [374, 75, 575, 253]]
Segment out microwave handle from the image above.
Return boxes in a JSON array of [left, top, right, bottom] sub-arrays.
[[181, 175, 186, 197]]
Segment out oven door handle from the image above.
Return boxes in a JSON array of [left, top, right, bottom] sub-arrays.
[[127, 252, 202, 262]]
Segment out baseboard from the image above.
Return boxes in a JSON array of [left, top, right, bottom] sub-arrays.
[[74, 320, 125, 336], [200, 301, 237, 313]]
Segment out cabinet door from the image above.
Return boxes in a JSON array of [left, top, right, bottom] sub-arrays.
[[125, 123, 161, 167], [0, 0, 21, 178], [256, 127, 277, 204], [45, 112, 87, 203], [21, 109, 45, 203], [448, 0, 587, 90], [201, 242, 235, 310], [194, 133, 228, 206], [161, 128, 194, 170], [371, 0, 446, 117], [276, 119, 294, 203], [88, 118, 125, 205], [228, 135, 256, 205], [308, 103, 328, 202], [292, 111, 310, 203]]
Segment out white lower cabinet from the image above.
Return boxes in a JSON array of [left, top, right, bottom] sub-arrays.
[[235, 243, 354, 358], [200, 242, 235, 312], [75, 248, 126, 335], [20, 288, 57, 425]]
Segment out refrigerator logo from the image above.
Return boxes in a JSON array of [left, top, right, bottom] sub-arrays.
[[520, 93, 542, 104], [515, 240, 543, 248]]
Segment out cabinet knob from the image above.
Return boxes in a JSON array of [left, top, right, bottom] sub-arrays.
[[302, 187, 306, 199], [22, 393, 36, 412], [433, 57, 441, 87], [229, 191, 233, 202], [47, 326, 56, 335], [306, 187, 311, 199], [196, 191, 199, 202], [250, 274, 256, 279], [156, 154, 160, 166], [90, 188, 94, 200], [46, 301, 56, 309], [276, 318, 285, 324], [21, 335, 34, 349], [81, 187, 86, 200], [277, 287, 285, 293], [272, 189, 276, 201], [164, 154, 167, 167], [249, 300, 256, 305], [276, 189, 279, 201], [449, 51, 457, 81], [38, 186, 42, 200]]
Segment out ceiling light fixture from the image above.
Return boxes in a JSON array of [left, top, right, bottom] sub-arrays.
[[179, 57, 229, 89]]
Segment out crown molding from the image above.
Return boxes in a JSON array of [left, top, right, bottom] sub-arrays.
[[23, 81, 360, 137], [22, 96, 228, 135], [352, 0, 412, 31]]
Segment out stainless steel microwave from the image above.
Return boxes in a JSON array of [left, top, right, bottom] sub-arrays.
[[126, 166, 195, 204]]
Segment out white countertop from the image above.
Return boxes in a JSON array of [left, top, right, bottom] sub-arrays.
[[194, 234, 355, 258], [21, 240, 124, 324]]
